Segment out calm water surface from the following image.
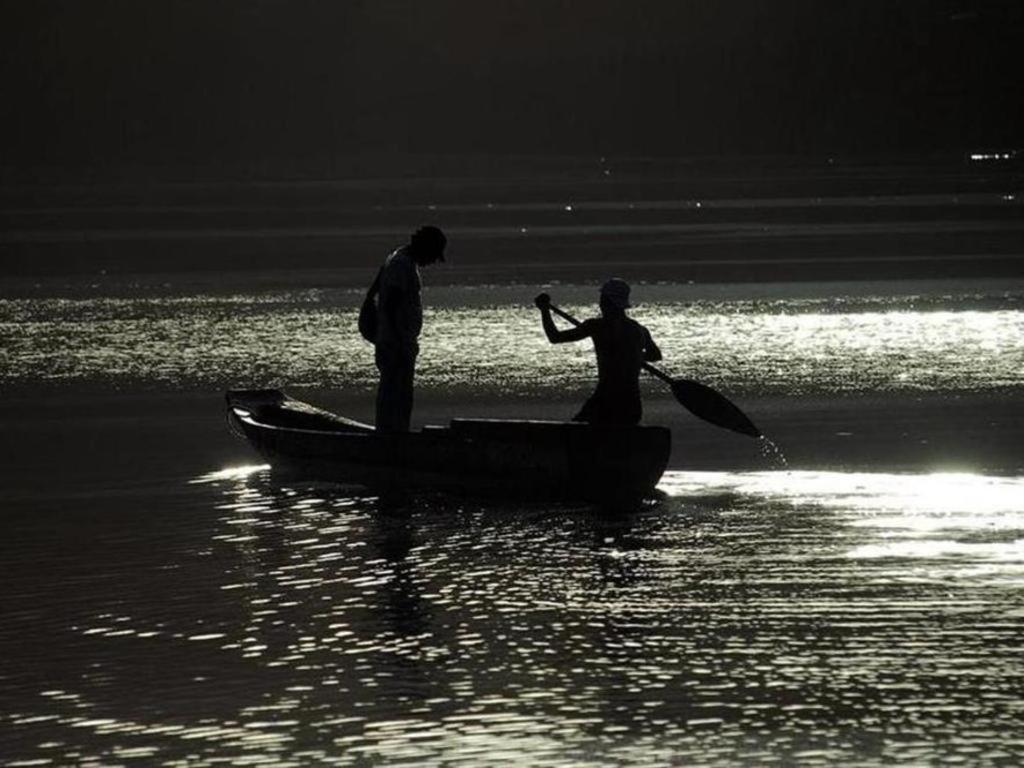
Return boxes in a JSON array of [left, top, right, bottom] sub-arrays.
[[2, 468, 1023, 766]]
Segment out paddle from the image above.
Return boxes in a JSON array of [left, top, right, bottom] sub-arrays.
[[546, 302, 762, 438]]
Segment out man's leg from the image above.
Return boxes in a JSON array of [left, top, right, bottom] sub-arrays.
[[375, 345, 416, 432], [375, 347, 397, 431], [393, 352, 415, 432]]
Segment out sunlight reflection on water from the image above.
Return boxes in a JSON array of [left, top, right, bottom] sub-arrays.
[[660, 470, 1024, 585], [1, 286, 1022, 394], [2, 467, 1022, 765]]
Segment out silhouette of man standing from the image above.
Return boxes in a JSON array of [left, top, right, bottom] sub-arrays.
[[374, 226, 446, 432], [535, 279, 661, 425]]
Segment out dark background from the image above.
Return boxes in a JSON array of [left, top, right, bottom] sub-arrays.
[[2, 0, 1022, 178]]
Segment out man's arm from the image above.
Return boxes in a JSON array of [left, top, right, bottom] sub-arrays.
[[642, 326, 662, 362], [381, 256, 423, 347], [536, 294, 592, 343], [384, 286, 408, 341]]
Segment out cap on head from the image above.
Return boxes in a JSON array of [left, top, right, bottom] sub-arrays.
[[600, 278, 631, 310], [411, 225, 447, 262]]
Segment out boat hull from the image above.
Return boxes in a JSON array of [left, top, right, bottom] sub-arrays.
[[226, 390, 670, 504]]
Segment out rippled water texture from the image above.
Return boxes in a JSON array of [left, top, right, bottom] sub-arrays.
[[1, 281, 1022, 395], [2, 469, 1023, 765]]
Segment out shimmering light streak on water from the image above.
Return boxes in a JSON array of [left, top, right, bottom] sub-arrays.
[[659, 469, 1024, 518], [1, 287, 1022, 394], [190, 464, 271, 484], [660, 471, 1024, 583], [2, 469, 1023, 765]]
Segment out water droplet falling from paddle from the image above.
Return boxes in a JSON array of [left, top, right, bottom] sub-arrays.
[[758, 436, 788, 468]]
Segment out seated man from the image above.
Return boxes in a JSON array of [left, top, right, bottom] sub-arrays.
[[535, 279, 661, 425]]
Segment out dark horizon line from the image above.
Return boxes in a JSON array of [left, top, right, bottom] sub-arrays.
[[3, 149, 1021, 186]]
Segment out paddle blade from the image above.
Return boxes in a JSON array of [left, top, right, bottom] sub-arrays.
[[670, 379, 762, 438]]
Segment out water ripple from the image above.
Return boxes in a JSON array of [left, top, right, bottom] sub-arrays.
[[2, 469, 1022, 765]]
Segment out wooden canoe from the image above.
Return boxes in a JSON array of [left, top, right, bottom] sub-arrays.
[[226, 389, 670, 504]]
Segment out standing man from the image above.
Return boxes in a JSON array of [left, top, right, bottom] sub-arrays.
[[374, 225, 447, 432]]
